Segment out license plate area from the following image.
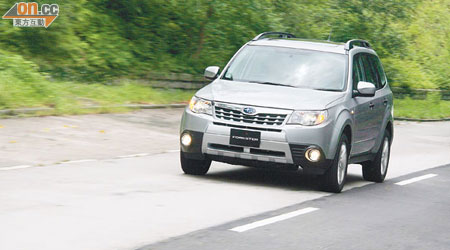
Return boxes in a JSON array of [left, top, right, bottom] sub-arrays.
[[229, 129, 261, 148]]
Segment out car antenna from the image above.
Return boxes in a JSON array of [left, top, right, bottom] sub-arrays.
[[327, 28, 333, 41]]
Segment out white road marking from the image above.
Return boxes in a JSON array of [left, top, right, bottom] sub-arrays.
[[116, 153, 150, 158], [61, 159, 97, 164], [0, 165, 33, 171], [395, 174, 437, 186], [164, 149, 180, 153], [0, 150, 176, 171], [229, 207, 319, 233]]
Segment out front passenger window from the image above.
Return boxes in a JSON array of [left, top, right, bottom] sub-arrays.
[[361, 55, 378, 88], [352, 54, 364, 90], [370, 55, 387, 88]]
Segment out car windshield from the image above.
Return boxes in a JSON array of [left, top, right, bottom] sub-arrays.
[[222, 45, 348, 91]]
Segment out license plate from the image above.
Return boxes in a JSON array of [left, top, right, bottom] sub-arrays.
[[230, 129, 261, 148]]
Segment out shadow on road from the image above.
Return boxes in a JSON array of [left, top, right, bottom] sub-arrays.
[[190, 164, 364, 192]]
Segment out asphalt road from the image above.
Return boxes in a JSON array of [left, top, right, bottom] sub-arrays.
[[0, 109, 449, 250], [139, 164, 450, 250]]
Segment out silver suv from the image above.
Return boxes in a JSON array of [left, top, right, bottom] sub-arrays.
[[179, 32, 393, 193]]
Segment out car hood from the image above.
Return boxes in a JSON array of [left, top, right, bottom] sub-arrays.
[[196, 79, 345, 110]]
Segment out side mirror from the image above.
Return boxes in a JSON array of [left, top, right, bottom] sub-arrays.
[[204, 66, 220, 80], [355, 81, 376, 97]]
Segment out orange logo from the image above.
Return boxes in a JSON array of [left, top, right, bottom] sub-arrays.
[[2, 2, 59, 28]]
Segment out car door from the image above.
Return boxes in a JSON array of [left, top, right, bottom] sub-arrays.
[[352, 53, 377, 155]]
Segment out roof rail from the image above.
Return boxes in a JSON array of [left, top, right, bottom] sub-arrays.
[[252, 32, 296, 41], [345, 39, 371, 50]]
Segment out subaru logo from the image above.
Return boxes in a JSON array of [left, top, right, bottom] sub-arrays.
[[242, 107, 257, 115]]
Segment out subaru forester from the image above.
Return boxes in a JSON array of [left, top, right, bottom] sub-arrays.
[[179, 32, 394, 193]]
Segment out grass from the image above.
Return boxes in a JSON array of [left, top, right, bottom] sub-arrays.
[[1, 77, 449, 120], [0, 80, 195, 116], [394, 97, 450, 119]]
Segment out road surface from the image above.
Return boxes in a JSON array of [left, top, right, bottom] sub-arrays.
[[139, 165, 450, 250], [0, 109, 449, 250]]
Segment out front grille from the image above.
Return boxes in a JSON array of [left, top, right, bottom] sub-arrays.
[[209, 144, 244, 153], [208, 143, 285, 158], [213, 122, 282, 132], [250, 148, 285, 157], [215, 106, 287, 126]]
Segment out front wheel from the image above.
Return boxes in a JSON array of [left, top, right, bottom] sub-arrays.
[[180, 152, 211, 175], [320, 134, 349, 193], [362, 130, 391, 182]]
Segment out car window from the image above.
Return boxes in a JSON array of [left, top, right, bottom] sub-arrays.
[[361, 54, 378, 88], [369, 55, 387, 88], [367, 54, 383, 89], [222, 45, 348, 91], [352, 54, 364, 90]]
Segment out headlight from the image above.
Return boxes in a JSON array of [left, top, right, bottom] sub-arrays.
[[189, 96, 213, 115], [288, 110, 328, 126]]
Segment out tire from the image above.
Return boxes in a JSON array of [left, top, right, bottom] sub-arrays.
[[362, 130, 391, 183], [321, 134, 349, 193], [180, 152, 211, 175]]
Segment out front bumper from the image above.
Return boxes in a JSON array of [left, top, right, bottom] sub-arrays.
[[180, 108, 335, 173]]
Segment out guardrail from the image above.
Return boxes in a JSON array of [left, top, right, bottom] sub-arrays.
[[140, 72, 449, 100]]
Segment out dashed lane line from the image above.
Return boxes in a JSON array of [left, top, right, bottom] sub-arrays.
[[229, 207, 319, 233], [164, 149, 180, 153], [0, 165, 33, 171], [0, 150, 180, 171], [60, 159, 98, 164], [395, 174, 437, 186], [115, 153, 151, 159], [228, 173, 438, 233]]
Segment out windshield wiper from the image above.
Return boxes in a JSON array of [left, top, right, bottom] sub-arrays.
[[249, 81, 296, 88], [313, 88, 343, 92]]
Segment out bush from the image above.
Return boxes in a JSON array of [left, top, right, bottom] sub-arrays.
[[0, 0, 448, 89], [0, 50, 57, 109]]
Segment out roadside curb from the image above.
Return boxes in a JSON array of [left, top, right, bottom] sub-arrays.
[[1, 105, 449, 122], [94, 103, 187, 109], [0, 107, 54, 115], [395, 117, 450, 122], [0, 103, 186, 116]]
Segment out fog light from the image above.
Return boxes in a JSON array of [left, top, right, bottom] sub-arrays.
[[305, 148, 321, 162], [181, 133, 192, 146]]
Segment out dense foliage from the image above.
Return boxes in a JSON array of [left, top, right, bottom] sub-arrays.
[[0, 0, 448, 89]]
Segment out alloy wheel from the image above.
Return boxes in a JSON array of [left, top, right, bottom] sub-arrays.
[[337, 144, 348, 185]]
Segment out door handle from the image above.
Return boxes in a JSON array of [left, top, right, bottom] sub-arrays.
[[383, 99, 388, 106], [369, 102, 375, 109]]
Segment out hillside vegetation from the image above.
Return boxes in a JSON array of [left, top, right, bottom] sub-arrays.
[[0, 0, 448, 117]]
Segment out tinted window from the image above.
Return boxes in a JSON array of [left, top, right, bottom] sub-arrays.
[[370, 55, 387, 88], [352, 54, 364, 90], [361, 54, 378, 87], [222, 45, 348, 91], [367, 55, 382, 88]]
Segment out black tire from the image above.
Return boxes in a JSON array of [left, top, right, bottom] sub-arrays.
[[321, 134, 349, 193], [362, 130, 391, 183], [180, 152, 211, 175]]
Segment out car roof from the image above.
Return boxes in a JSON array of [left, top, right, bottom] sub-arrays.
[[248, 38, 371, 54]]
